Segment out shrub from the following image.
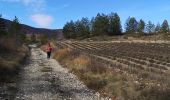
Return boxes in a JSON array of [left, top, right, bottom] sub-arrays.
[[53, 48, 72, 61], [0, 37, 17, 52], [0, 30, 9, 36], [40, 35, 48, 44]]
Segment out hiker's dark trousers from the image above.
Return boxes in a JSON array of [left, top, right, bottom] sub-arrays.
[[47, 52, 51, 59]]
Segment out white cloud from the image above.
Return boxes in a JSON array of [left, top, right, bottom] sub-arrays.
[[30, 13, 53, 28], [1, 0, 33, 5], [1, 0, 45, 12]]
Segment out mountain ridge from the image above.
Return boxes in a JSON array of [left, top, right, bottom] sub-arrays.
[[0, 18, 63, 39]]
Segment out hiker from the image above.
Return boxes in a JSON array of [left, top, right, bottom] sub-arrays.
[[46, 43, 52, 59]]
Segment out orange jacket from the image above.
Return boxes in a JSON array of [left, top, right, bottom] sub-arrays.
[[46, 46, 52, 52]]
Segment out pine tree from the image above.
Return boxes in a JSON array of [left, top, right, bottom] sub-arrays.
[[155, 23, 161, 33], [9, 16, 21, 37], [0, 14, 8, 36], [108, 13, 122, 35], [89, 17, 95, 36], [161, 20, 169, 33], [137, 19, 145, 33], [0, 14, 6, 31], [75, 17, 90, 39], [146, 21, 155, 34], [92, 13, 109, 36], [63, 20, 76, 39], [125, 17, 138, 33]]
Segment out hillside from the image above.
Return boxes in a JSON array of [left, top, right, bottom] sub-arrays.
[[0, 18, 63, 39]]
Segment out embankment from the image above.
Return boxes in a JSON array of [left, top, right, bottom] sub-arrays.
[[0, 37, 30, 81]]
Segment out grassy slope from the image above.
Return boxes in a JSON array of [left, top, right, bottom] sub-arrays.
[[0, 37, 29, 81], [50, 47, 123, 99]]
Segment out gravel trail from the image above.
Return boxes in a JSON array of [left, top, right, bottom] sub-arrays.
[[14, 45, 106, 100]]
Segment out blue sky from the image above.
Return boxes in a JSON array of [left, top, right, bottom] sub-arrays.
[[0, 0, 170, 29]]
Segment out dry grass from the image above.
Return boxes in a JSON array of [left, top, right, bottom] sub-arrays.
[[51, 46, 170, 100], [0, 37, 29, 81], [0, 38, 17, 52], [52, 47, 123, 98], [71, 55, 90, 70], [53, 48, 72, 61]]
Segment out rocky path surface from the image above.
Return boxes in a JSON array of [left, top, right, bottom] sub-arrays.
[[13, 45, 105, 100]]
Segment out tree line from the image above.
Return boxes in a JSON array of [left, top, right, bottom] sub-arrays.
[[0, 15, 48, 44], [63, 13, 122, 39], [125, 17, 169, 34], [0, 15, 26, 41], [63, 12, 169, 39]]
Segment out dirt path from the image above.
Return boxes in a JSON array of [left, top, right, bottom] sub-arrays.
[[14, 45, 105, 100]]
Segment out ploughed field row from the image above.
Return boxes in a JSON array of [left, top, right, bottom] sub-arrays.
[[56, 41, 170, 84]]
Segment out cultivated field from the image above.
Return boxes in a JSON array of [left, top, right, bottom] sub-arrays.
[[55, 41, 170, 99]]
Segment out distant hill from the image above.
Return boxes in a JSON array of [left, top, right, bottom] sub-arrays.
[[0, 18, 63, 39]]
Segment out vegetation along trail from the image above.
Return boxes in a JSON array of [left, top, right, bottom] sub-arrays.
[[12, 44, 106, 100]]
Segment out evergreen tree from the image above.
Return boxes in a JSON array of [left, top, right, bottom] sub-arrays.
[[137, 19, 145, 33], [63, 20, 76, 39], [75, 20, 83, 38], [9, 16, 21, 37], [89, 17, 95, 36], [146, 21, 155, 34], [0, 15, 6, 31], [0, 15, 8, 36], [92, 13, 109, 36], [155, 23, 161, 33], [125, 17, 138, 33], [108, 13, 122, 35], [75, 17, 90, 39], [161, 20, 169, 33]]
